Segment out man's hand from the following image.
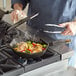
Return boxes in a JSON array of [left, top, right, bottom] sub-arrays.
[[59, 21, 76, 36], [11, 3, 26, 23]]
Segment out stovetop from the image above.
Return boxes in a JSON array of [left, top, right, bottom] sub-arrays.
[[0, 20, 73, 76], [0, 47, 60, 76]]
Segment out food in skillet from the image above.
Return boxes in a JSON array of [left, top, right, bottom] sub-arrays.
[[13, 41, 47, 54]]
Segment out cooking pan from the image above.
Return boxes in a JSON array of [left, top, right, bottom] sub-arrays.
[[9, 37, 49, 58], [9, 37, 71, 59]]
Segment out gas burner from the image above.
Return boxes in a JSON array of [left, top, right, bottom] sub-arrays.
[[2, 48, 27, 66], [0, 52, 22, 75], [0, 59, 20, 73], [26, 50, 54, 65], [0, 52, 7, 61], [27, 58, 41, 64], [17, 57, 27, 66]]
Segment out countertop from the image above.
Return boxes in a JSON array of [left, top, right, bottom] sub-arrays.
[[49, 67, 76, 76], [20, 67, 76, 76]]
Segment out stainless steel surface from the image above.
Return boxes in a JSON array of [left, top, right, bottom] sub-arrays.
[[48, 67, 76, 76], [50, 44, 74, 60], [20, 59, 76, 76], [49, 39, 71, 46], [1, 68, 24, 76]]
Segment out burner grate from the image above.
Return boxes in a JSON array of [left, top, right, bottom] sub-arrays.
[[0, 52, 7, 62], [0, 50, 23, 75], [0, 58, 22, 75]]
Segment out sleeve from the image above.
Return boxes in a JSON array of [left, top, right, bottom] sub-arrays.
[[11, 0, 28, 9]]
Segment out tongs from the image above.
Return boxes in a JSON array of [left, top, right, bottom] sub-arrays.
[[7, 13, 39, 32], [0, 8, 39, 32], [0, 11, 39, 39], [44, 24, 64, 33]]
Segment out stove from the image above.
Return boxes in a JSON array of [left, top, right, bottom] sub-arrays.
[[0, 20, 73, 76], [0, 46, 60, 76]]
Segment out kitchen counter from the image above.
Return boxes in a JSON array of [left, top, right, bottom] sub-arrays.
[[49, 67, 76, 76], [20, 66, 76, 76]]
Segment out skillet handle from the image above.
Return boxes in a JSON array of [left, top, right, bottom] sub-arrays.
[[49, 39, 71, 46]]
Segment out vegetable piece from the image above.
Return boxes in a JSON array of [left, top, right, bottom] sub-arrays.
[[28, 43, 33, 48], [25, 50, 31, 54], [43, 44, 47, 48], [27, 49, 32, 53], [32, 43, 37, 46], [27, 41, 31, 44], [42, 48, 46, 50], [21, 50, 25, 52]]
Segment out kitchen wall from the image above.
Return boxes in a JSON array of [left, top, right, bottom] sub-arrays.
[[0, 0, 11, 10], [0, 0, 3, 8]]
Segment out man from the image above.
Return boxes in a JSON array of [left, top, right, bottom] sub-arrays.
[[11, 0, 76, 67]]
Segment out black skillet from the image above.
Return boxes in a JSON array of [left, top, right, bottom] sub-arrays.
[[9, 37, 49, 58]]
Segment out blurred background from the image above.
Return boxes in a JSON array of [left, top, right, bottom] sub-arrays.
[[0, 0, 11, 10]]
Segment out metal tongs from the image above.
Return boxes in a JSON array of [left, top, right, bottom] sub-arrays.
[[7, 13, 39, 32], [44, 24, 64, 33]]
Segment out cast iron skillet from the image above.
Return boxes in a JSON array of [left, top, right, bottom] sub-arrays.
[[10, 38, 49, 58], [0, 38, 70, 59]]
